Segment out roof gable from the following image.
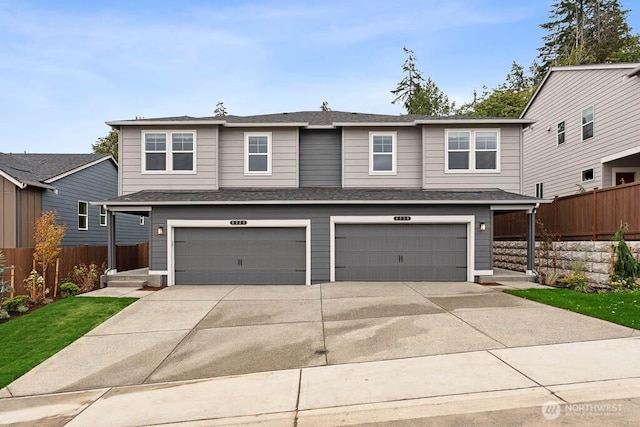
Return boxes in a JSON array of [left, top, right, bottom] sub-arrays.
[[521, 63, 640, 118], [0, 152, 114, 188]]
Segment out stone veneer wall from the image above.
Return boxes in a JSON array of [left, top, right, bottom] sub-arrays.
[[494, 240, 640, 285]]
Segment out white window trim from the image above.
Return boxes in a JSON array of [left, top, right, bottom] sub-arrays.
[[581, 168, 595, 183], [140, 216, 145, 226], [166, 219, 311, 286], [368, 131, 397, 175], [535, 183, 544, 198], [445, 129, 501, 173], [141, 130, 197, 174], [581, 106, 594, 141], [78, 201, 88, 231], [611, 167, 640, 186], [329, 215, 476, 282], [100, 205, 107, 227], [244, 132, 273, 175], [557, 121, 566, 145]]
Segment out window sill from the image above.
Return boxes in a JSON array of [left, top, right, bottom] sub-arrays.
[[368, 171, 398, 176], [141, 170, 198, 175], [244, 172, 273, 176], [444, 169, 501, 174]]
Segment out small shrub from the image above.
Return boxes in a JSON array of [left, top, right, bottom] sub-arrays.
[[543, 271, 562, 286], [562, 272, 591, 293], [16, 305, 29, 313], [23, 270, 46, 303], [609, 224, 640, 292], [66, 263, 105, 293], [1, 295, 28, 313], [60, 282, 80, 298], [0, 309, 9, 320]]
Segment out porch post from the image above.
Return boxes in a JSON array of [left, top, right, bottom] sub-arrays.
[[526, 208, 536, 276], [107, 209, 116, 271]]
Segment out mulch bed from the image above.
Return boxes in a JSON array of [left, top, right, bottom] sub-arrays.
[[139, 285, 166, 291]]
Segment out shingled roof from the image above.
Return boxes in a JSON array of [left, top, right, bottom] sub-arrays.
[[0, 152, 113, 189], [99, 188, 542, 206], [107, 110, 534, 127]]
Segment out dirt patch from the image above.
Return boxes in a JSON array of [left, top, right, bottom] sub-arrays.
[[139, 285, 166, 291]]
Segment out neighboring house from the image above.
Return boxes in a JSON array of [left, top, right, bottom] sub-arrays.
[[521, 63, 640, 198], [101, 111, 542, 285], [0, 153, 148, 248]]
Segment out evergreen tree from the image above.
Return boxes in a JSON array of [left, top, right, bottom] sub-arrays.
[[537, 0, 639, 79], [214, 101, 227, 117], [391, 47, 454, 116], [92, 129, 118, 160]]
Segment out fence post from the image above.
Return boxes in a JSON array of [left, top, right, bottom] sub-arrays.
[[592, 188, 598, 241]]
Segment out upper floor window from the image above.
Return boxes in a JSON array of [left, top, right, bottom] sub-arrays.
[[582, 106, 594, 141], [557, 121, 565, 145], [78, 201, 88, 231], [100, 205, 107, 227], [535, 183, 544, 198], [369, 132, 397, 175], [142, 131, 196, 173], [245, 132, 272, 175], [582, 168, 594, 182], [445, 129, 500, 173]]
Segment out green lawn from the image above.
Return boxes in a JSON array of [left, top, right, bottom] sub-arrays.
[[505, 289, 640, 329], [0, 297, 136, 389]]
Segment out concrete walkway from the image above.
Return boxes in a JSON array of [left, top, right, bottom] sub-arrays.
[[1, 281, 639, 425]]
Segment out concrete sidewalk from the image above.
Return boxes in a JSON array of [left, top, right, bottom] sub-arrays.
[[1, 337, 640, 426]]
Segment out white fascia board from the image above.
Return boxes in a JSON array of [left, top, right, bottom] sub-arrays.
[[600, 146, 640, 164], [415, 119, 534, 125], [332, 122, 417, 127], [103, 199, 543, 207], [106, 120, 226, 126], [550, 63, 640, 72], [0, 170, 26, 189], [44, 156, 115, 183], [223, 122, 309, 127], [305, 125, 337, 129]]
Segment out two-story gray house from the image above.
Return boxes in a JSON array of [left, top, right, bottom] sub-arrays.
[[0, 153, 148, 247], [521, 63, 640, 198], [101, 111, 541, 285]]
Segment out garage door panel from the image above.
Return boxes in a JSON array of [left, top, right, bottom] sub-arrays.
[[174, 227, 306, 285], [335, 223, 467, 282]]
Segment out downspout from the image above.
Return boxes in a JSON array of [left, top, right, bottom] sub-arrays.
[[526, 203, 540, 277]]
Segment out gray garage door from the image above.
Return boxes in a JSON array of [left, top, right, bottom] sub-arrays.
[[174, 227, 306, 285], [335, 224, 467, 281]]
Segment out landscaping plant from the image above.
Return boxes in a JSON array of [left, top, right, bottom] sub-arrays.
[[67, 263, 105, 293], [609, 223, 640, 291], [561, 259, 591, 293], [60, 282, 80, 298], [23, 270, 45, 303], [33, 211, 66, 299]]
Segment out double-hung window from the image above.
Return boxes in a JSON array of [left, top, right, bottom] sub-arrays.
[[100, 206, 107, 227], [445, 129, 500, 172], [557, 121, 565, 145], [369, 132, 396, 174], [78, 201, 88, 231], [245, 132, 271, 174], [142, 131, 196, 173], [582, 106, 594, 141]]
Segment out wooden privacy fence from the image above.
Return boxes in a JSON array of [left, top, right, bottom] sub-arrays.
[[0, 242, 148, 295], [495, 181, 640, 241]]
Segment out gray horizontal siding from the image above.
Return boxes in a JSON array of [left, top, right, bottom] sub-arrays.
[[423, 125, 522, 192], [343, 127, 422, 188], [150, 204, 491, 282], [299, 129, 341, 187], [120, 126, 218, 195], [523, 68, 640, 197], [42, 160, 148, 246], [218, 127, 298, 188]]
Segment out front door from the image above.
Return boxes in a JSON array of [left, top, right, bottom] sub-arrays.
[[615, 172, 635, 185]]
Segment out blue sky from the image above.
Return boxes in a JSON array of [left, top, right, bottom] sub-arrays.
[[1, 0, 639, 153]]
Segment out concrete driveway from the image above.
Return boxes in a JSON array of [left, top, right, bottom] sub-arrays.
[[4, 281, 636, 398]]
